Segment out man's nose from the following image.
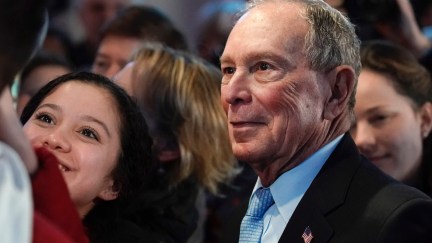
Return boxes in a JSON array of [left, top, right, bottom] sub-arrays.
[[221, 71, 253, 106]]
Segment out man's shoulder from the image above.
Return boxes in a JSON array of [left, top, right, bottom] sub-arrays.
[[314, 156, 432, 242], [356, 170, 432, 242], [348, 155, 430, 206], [354, 174, 432, 219]]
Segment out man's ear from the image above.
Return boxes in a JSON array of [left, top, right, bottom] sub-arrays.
[[420, 102, 432, 139], [323, 65, 356, 120], [98, 179, 119, 201]]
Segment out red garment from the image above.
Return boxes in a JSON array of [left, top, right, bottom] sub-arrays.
[[32, 147, 89, 243]]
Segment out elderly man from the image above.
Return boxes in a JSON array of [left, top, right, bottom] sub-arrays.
[[220, 0, 432, 242]]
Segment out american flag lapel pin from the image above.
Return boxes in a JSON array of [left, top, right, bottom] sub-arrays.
[[301, 226, 314, 243]]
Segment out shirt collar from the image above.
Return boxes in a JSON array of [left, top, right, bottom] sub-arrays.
[[254, 135, 344, 223]]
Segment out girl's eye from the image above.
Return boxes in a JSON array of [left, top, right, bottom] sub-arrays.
[[35, 113, 54, 124], [80, 128, 99, 141]]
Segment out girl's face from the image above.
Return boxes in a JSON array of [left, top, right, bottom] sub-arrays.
[[23, 81, 121, 217], [351, 69, 426, 183]]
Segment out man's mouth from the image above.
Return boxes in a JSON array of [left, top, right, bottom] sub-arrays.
[[231, 121, 263, 126]]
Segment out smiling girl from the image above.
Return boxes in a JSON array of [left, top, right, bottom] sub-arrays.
[[20, 71, 155, 242]]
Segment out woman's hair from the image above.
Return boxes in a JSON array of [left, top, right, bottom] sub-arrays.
[[131, 43, 238, 194], [361, 40, 432, 107], [99, 5, 188, 51], [20, 71, 154, 202], [361, 40, 432, 194]]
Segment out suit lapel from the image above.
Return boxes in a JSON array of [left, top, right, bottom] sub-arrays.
[[279, 202, 332, 243], [279, 134, 362, 243]]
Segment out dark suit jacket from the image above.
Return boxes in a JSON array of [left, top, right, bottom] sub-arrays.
[[279, 134, 432, 243]]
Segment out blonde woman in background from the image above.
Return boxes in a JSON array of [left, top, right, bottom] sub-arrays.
[[115, 43, 238, 243]]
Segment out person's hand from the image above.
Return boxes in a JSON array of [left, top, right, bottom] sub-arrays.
[[0, 88, 38, 173]]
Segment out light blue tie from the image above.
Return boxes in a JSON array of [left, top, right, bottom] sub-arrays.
[[239, 187, 274, 243]]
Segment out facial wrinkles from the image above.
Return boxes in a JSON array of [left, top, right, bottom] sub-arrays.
[[281, 76, 323, 160], [274, 87, 300, 155]]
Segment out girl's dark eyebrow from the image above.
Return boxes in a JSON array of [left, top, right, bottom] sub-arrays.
[[36, 103, 61, 112]]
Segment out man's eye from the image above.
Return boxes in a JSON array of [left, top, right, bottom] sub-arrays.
[[222, 67, 236, 74], [92, 58, 109, 73], [251, 62, 273, 73], [94, 61, 107, 69], [258, 62, 270, 71]]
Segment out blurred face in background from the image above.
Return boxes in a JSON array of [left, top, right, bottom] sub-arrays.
[[351, 69, 426, 183], [92, 35, 141, 78]]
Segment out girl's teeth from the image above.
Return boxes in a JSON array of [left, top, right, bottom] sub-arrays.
[[58, 164, 68, 172]]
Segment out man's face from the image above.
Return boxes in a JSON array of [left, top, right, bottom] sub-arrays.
[[220, 3, 330, 173]]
